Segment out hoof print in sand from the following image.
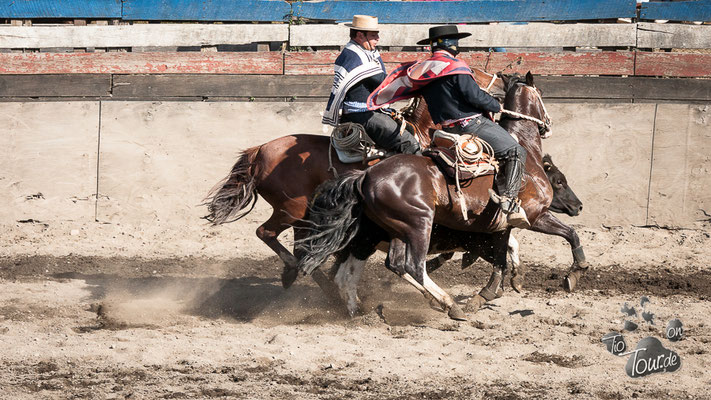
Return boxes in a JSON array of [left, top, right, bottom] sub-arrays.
[[624, 337, 681, 378]]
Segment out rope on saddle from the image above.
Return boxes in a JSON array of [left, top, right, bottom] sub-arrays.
[[329, 122, 383, 175], [329, 123, 367, 178], [451, 134, 497, 221]]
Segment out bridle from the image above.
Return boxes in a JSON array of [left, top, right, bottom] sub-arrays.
[[500, 83, 552, 138], [482, 72, 499, 94]]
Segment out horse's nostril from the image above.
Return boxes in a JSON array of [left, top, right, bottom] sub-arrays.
[[578, 205, 583, 212]]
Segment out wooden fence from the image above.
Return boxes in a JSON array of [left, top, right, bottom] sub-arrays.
[[1, 0, 710, 23]]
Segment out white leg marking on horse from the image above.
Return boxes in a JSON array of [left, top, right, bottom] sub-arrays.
[[402, 273, 427, 295], [508, 234, 520, 269], [421, 274, 455, 309], [334, 255, 365, 316]]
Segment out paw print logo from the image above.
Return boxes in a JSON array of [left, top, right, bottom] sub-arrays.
[[600, 296, 683, 378]]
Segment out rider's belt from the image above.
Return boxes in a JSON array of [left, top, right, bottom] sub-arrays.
[[441, 114, 482, 129]]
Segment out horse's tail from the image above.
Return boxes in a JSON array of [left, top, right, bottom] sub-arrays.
[[203, 146, 261, 225], [296, 170, 367, 275]]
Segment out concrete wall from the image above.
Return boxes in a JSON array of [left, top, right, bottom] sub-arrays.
[[1, 101, 709, 228]]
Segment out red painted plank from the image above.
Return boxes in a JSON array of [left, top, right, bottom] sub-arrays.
[[0, 52, 283, 74], [285, 51, 634, 76], [635, 52, 711, 78], [478, 52, 635, 76]]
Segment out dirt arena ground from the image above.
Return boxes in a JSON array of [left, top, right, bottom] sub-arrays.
[[1, 213, 710, 399]]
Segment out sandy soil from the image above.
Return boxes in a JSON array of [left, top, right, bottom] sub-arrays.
[[1, 211, 710, 399]]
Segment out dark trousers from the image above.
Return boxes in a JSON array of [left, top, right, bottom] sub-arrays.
[[443, 115, 520, 159], [340, 111, 420, 155]]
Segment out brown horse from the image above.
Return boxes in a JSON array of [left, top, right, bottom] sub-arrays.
[[297, 72, 589, 319], [204, 69, 505, 291]]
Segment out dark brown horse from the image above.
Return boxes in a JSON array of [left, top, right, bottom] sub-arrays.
[[297, 73, 589, 319], [204, 69, 505, 291], [311, 153, 583, 318]]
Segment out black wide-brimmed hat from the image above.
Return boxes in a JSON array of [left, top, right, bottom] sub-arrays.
[[417, 25, 471, 45]]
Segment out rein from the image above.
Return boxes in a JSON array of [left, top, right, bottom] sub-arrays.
[[483, 73, 498, 93]]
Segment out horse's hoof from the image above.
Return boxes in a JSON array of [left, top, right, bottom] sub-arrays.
[[511, 275, 524, 293], [563, 274, 576, 293], [464, 295, 487, 313], [347, 303, 362, 318], [447, 303, 467, 321], [281, 268, 299, 289]]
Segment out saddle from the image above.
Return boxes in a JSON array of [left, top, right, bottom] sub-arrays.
[[330, 122, 387, 164], [423, 130, 498, 182]]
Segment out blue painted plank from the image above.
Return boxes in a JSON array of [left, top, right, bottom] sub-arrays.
[[0, 0, 121, 18], [122, 0, 292, 22], [293, 0, 638, 23], [640, 0, 711, 22]]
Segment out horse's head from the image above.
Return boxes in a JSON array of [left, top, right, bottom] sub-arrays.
[[543, 154, 583, 216], [501, 71, 552, 141]]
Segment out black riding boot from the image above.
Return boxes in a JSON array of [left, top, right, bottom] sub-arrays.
[[489, 146, 530, 229]]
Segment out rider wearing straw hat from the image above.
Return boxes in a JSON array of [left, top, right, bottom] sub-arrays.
[[322, 15, 420, 155], [416, 25, 530, 228]]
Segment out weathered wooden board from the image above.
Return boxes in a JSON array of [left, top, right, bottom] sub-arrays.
[[0, 52, 283, 74], [521, 103, 656, 226], [637, 22, 711, 49], [294, 0, 637, 23], [0, 0, 121, 18], [97, 101, 325, 223], [0, 101, 99, 222], [285, 51, 635, 76], [122, 0, 291, 22], [648, 104, 711, 227], [285, 51, 437, 75], [0, 24, 288, 48], [635, 52, 711, 77], [0, 74, 111, 97], [111, 75, 332, 98], [640, 0, 711, 23], [290, 23, 636, 48], [479, 52, 635, 76], [1, 75, 708, 101], [537, 76, 711, 101]]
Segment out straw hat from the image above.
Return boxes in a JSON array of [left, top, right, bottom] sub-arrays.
[[345, 15, 379, 32]]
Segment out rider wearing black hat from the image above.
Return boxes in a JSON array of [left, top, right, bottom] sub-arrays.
[[417, 25, 530, 229]]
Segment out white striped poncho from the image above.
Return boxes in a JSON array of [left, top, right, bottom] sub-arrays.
[[322, 40, 385, 127]]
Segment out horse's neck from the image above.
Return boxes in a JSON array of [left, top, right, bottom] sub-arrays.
[[472, 69, 492, 88], [409, 97, 434, 147], [502, 96, 544, 158]]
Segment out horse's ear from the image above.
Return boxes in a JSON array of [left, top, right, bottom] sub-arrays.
[[525, 71, 534, 86], [542, 154, 552, 171]]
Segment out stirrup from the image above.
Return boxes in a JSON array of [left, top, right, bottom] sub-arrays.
[[488, 189, 530, 229], [507, 206, 531, 229]]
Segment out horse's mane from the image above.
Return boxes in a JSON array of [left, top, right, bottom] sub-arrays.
[[501, 73, 526, 93]]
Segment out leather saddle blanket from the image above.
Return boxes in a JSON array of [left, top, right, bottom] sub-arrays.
[[330, 122, 387, 164], [423, 130, 498, 182]]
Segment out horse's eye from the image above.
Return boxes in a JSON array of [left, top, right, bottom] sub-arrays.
[[557, 180, 563, 186]]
